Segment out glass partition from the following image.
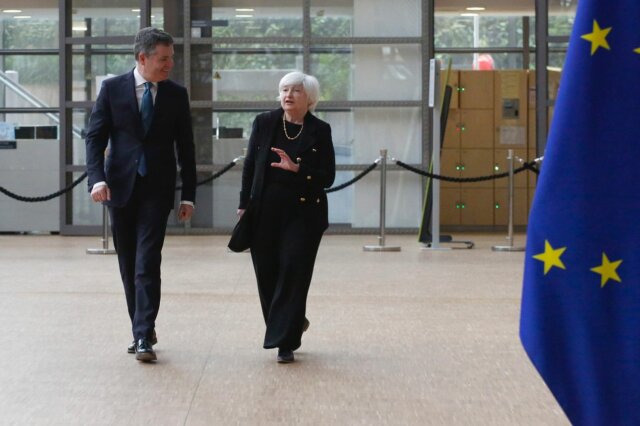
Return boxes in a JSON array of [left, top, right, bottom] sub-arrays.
[[0, 6, 58, 49], [0, 55, 59, 107], [311, 44, 421, 101], [71, 47, 133, 102], [311, 0, 420, 37], [209, 3, 303, 38], [0, 111, 61, 232], [212, 44, 301, 103], [69, 1, 140, 37]]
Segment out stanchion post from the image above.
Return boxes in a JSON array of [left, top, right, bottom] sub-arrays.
[[492, 149, 525, 252], [86, 205, 116, 255], [364, 150, 401, 252]]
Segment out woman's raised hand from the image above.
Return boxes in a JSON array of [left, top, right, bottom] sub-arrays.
[[270, 147, 300, 173]]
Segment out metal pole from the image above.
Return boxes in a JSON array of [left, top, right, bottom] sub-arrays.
[[379, 149, 387, 246], [364, 150, 401, 252], [86, 205, 116, 254], [506, 149, 515, 246], [492, 149, 524, 252]]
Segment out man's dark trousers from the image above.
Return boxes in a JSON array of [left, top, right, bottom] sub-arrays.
[[109, 175, 170, 341]]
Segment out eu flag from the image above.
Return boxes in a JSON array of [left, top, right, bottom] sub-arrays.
[[520, 0, 640, 424]]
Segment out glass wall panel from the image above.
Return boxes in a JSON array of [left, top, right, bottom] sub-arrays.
[[311, 44, 421, 101], [0, 6, 58, 49], [311, 0, 420, 37], [329, 170, 423, 229], [151, 0, 166, 31], [0, 55, 59, 107], [71, 48, 134, 101], [0, 115, 61, 233], [548, 14, 576, 37], [210, 172, 242, 229], [209, 3, 302, 38], [71, 109, 92, 166], [212, 45, 301, 102], [435, 15, 523, 49], [70, 171, 102, 226], [212, 111, 257, 162], [70, 1, 139, 37], [316, 107, 421, 165]]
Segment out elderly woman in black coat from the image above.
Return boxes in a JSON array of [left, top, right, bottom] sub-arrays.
[[238, 71, 336, 363]]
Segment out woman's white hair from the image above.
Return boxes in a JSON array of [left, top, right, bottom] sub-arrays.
[[277, 71, 320, 112]]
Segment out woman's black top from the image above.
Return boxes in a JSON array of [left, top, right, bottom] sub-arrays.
[[264, 120, 303, 186]]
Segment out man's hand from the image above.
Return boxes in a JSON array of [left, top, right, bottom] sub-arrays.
[[90, 184, 111, 202], [178, 204, 194, 222]]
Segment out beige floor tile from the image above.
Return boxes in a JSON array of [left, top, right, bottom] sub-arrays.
[[0, 234, 567, 425]]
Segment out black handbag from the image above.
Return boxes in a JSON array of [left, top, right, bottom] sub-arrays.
[[228, 204, 254, 252]]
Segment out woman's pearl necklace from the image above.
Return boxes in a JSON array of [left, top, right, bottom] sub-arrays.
[[283, 114, 303, 140]]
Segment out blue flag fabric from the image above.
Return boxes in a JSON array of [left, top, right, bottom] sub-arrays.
[[520, 1, 640, 425]]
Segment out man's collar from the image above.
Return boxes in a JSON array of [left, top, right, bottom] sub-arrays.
[[133, 67, 156, 87]]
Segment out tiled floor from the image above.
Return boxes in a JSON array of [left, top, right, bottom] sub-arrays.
[[0, 234, 568, 425]]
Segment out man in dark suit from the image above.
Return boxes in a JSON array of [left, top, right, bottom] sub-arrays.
[[85, 27, 196, 362]]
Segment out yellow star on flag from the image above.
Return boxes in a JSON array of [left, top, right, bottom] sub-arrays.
[[635, 47, 640, 54], [581, 20, 612, 55], [533, 240, 567, 275], [590, 253, 622, 287]]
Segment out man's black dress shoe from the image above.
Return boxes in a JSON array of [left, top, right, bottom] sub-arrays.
[[135, 338, 157, 362], [277, 348, 294, 363], [127, 330, 157, 354]]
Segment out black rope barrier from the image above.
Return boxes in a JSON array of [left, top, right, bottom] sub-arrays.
[[325, 161, 379, 193], [522, 161, 540, 175], [176, 160, 237, 191], [395, 160, 536, 183], [0, 160, 239, 202], [0, 156, 538, 203], [0, 172, 88, 203]]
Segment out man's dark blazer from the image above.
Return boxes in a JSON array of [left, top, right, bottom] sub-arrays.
[[239, 108, 336, 231], [85, 70, 196, 209]]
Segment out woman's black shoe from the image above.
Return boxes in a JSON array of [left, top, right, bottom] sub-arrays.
[[277, 349, 294, 363]]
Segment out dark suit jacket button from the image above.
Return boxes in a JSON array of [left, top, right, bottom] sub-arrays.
[[316, 198, 320, 203], [306, 175, 312, 180], [300, 197, 306, 202]]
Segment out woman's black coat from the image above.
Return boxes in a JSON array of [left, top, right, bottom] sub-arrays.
[[239, 108, 336, 232]]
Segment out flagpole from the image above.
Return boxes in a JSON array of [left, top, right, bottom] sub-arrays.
[[423, 58, 450, 251]]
